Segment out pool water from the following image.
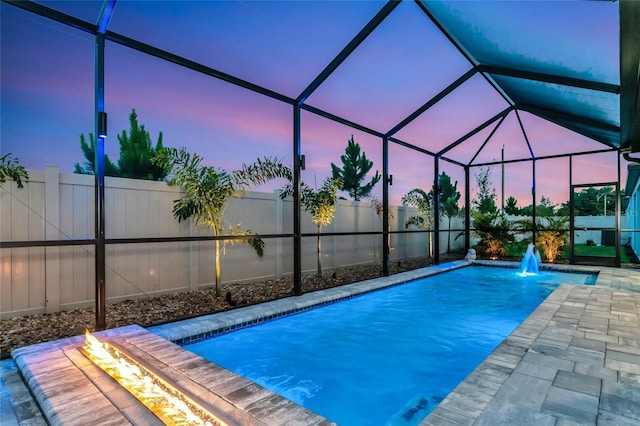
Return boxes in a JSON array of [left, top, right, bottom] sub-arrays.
[[184, 266, 595, 425]]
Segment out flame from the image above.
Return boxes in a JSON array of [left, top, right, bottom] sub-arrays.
[[83, 331, 225, 426]]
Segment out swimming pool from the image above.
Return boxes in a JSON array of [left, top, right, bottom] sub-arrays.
[[184, 266, 596, 425]]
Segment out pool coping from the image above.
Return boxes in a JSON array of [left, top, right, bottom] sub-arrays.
[[421, 261, 640, 425]]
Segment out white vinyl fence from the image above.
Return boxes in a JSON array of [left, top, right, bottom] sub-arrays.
[[1, 167, 465, 318]]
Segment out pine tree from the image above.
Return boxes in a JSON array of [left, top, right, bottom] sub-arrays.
[[73, 133, 119, 176], [505, 196, 519, 215], [472, 166, 498, 214], [117, 109, 168, 180], [331, 136, 380, 201], [74, 109, 168, 181]]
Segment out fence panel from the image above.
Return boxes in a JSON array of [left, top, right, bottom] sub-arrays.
[[1, 167, 465, 317]]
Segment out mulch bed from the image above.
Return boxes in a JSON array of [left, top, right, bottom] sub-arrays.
[[1, 256, 457, 358]]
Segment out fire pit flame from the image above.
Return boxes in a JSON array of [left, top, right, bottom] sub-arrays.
[[83, 331, 226, 426]]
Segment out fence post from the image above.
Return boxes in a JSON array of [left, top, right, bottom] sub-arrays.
[[45, 165, 60, 313], [189, 217, 199, 292], [275, 190, 283, 279]]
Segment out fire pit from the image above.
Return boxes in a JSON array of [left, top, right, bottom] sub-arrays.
[[82, 331, 225, 425], [11, 325, 333, 425]]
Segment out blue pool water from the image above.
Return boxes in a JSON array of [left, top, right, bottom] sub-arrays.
[[184, 266, 596, 425]]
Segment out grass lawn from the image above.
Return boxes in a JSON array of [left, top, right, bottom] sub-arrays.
[[563, 244, 631, 263]]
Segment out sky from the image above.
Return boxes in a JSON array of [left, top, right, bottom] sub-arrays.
[[0, 0, 627, 208]]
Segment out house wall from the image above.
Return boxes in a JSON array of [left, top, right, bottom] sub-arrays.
[[628, 177, 640, 257]]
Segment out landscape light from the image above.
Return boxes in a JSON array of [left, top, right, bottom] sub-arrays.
[[98, 112, 107, 138]]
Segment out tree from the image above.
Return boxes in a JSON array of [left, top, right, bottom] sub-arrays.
[[438, 172, 461, 253], [560, 186, 616, 216], [73, 133, 119, 176], [535, 215, 569, 262], [402, 188, 435, 257], [472, 166, 497, 214], [370, 196, 394, 256], [0, 153, 29, 188], [505, 196, 519, 215], [471, 210, 514, 258], [331, 135, 380, 201], [596, 186, 615, 216], [537, 196, 556, 216], [281, 177, 342, 277], [520, 195, 556, 217], [117, 109, 168, 180], [153, 147, 291, 296], [75, 109, 169, 180]]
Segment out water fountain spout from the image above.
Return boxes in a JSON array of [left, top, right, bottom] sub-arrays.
[[520, 243, 541, 276]]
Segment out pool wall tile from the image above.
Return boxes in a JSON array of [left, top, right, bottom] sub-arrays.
[[149, 260, 472, 345]]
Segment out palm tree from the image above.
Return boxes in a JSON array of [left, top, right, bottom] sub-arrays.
[[402, 188, 435, 258], [281, 177, 342, 276], [438, 172, 461, 253], [153, 147, 291, 296], [535, 214, 569, 262], [0, 153, 29, 188]]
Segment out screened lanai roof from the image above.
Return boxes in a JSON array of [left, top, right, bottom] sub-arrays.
[[13, 0, 640, 160]]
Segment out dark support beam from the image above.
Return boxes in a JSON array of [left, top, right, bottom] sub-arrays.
[[296, 1, 400, 105], [464, 166, 470, 252], [382, 137, 390, 276], [413, 0, 514, 107], [620, 0, 640, 152], [386, 68, 477, 138], [468, 113, 510, 165], [438, 156, 467, 169], [518, 105, 620, 134], [439, 107, 512, 157], [293, 106, 302, 295], [472, 147, 617, 168], [4, 1, 296, 106], [4, 0, 96, 33], [478, 64, 620, 94], [517, 105, 620, 148], [433, 157, 440, 265], [94, 33, 106, 331], [569, 156, 575, 264], [301, 104, 384, 138], [388, 137, 438, 157], [616, 153, 621, 267], [514, 110, 535, 159], [105, 31, 295, 105], [93, 0, 115, 332], [97, 0, 117, 33], [532, 159, 537, 244]]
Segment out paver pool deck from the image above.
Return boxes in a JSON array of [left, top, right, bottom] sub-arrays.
[[2, 260, 639, 425]]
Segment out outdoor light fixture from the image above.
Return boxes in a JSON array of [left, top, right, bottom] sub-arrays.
[[388, 174, 393, 185], [98, 112, 107, 138], [299, 154, 306, 170]]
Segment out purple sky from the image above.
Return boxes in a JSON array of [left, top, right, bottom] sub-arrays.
[[0, 0, 625, 207]]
